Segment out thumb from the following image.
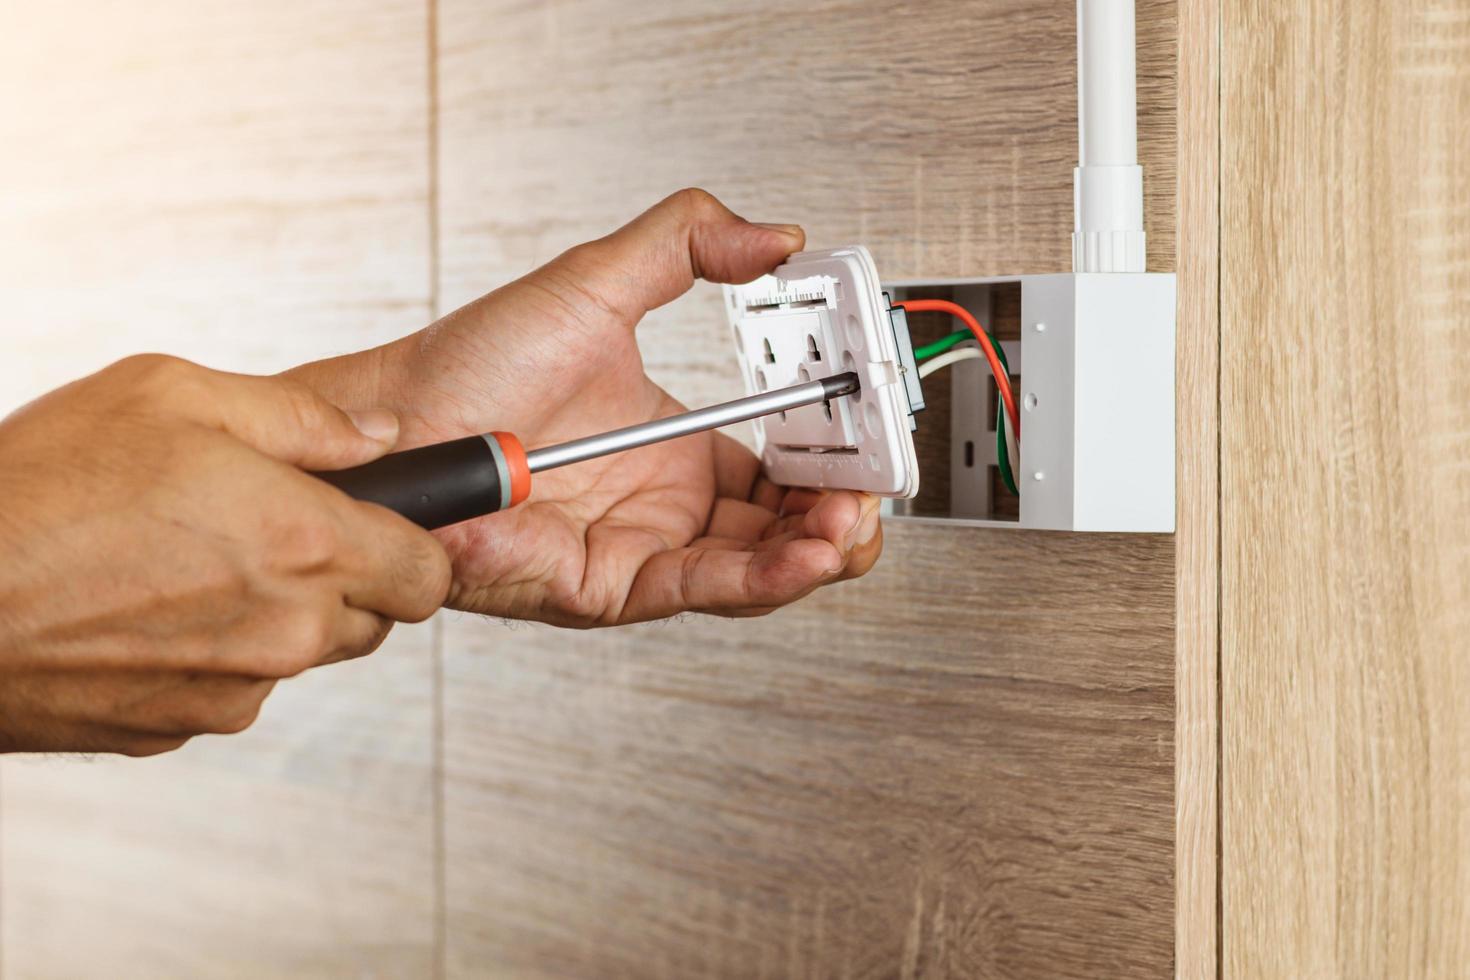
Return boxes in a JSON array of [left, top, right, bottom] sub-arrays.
[[537, 187, 806, 324], [195, 372, 401, 470]]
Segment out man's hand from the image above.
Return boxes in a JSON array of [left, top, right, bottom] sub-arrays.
[[0, 356, 451, 755], [290, 189, 882, 627]]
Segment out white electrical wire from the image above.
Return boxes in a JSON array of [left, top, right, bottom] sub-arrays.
[[916, 347, 983, 379], [918, 344, 1021, 473]]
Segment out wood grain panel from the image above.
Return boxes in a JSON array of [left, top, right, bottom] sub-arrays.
[[0, 2, 438, 975], [0, 626, 438, 979], [436, 1, 1186, 976], [1221, 0, 1470, 975], [1173, 0, 1220, 976]]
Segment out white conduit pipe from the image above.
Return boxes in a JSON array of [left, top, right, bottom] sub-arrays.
[[1073, 0, 1146, 272]]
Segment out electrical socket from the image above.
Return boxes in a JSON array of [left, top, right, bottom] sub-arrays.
[[725, 247, 922, 497]]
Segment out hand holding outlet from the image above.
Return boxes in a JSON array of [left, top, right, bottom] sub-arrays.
[[290, 189, 884, 627]]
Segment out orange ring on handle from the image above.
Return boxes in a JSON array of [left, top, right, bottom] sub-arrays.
[[491, 432, 532, 507]]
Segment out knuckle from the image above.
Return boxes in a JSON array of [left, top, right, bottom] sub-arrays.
[[113, 352, 188, 382], [669, 186, 721, 219], [268, 515, 342, 574], [121, 735, 191, 758], [342, 617, 393, 660], [271, 609, 335, 674], [208, 701, 265, 736], [403, 539, 452, 621], [278, 379, 336, 436], [110, 354, 204, 407], [555, 584, 614, 629]]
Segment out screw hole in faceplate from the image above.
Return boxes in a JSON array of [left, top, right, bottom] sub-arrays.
[[840, 350, 861, 401]]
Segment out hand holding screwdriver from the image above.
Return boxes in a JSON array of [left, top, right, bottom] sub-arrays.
[[289, 189, 884, 627]]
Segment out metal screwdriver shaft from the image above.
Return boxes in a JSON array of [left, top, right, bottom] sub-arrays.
[[525, 372, 860, 473], [316, 372, 861, 530]]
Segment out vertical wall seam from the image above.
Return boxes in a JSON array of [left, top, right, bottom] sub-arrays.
[[426, 0, 446, 976], [1213, 0, 1225, 976]]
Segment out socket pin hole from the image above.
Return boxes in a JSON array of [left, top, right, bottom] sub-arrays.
[[964, 440, 975, 468], [806, 334, 822, 362], [754, 368, 768, 391], [762, 338, 776, 364], [822, 399, 833, 422]]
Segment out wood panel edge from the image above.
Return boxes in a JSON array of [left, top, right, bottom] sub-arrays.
[[1174, 0, 1221, 976]]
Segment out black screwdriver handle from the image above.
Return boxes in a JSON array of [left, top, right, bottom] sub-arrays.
[[313, 432, 531, 530]]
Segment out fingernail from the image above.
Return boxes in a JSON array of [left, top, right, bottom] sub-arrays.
[[755, 222, 804, 244], [844, 500, 881, 550], [348, 408, 399, 446]]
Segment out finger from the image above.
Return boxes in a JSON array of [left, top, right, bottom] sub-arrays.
[[704, 497, 780, 543], [841, 518, 884, 582], [765, 490, 870, 549], [30, 669, 278, 739], [758, 491, 882, 581], [542, 188, 805, 322], [750, 476, 786, 512], [123, 675, 278, 737], [616, 538, 844, 624], [778, 487, 829, 518], [320, 607, 395, 666], [167, 361, 400, 470], [331, 497, 453, 623], [712, 432, 762, 502]]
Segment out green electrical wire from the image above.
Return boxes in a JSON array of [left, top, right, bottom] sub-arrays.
[[992, 341, 1020, 496], [915, 329, 1020, 496], [912, 329, 972, 361]]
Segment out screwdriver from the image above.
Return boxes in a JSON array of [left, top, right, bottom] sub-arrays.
[[315, 372, 860, 531]]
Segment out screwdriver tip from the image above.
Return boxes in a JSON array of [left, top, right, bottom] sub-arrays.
[[820, 372, 861, 399]]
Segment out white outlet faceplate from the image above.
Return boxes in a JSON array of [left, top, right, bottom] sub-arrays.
[[725, 247, 921, 497]]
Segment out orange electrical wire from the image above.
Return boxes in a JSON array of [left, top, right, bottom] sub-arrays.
[[897, 299, 1021, 438]]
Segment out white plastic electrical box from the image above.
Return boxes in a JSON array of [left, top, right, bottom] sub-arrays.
[[724, 247, 922, 497], [885, 272, 1176, 533]]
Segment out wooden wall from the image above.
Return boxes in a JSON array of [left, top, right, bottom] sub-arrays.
[[2, 2, 1206, 978], [0, 3, 442, 976], [435, 1, 1186, 976], [1220, 0, 1470, 975]]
